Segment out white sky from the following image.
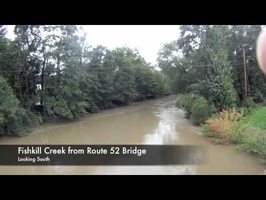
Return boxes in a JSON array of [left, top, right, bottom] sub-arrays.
[[5, 25, 180, 65]]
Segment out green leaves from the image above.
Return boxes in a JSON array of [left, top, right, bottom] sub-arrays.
[[176, 94, 213, 125], [191, 97, 210, 125], [236, 130, 266, 158], [160, 25, 246, 111], [0, 25, 170, 135], [0, 76, 36, 136]]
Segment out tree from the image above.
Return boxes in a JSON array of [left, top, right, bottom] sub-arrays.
[[43, 25, 88, 119], [201, 26, 237, 110], [159, 25, 244, 111], [0, 76, 37, 136], [0, 25, 170, 136], [11, 25, 42, 110]]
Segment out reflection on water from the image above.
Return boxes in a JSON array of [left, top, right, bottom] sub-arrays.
[[143, 121, 178, 144], [0, 96, 265, 175]]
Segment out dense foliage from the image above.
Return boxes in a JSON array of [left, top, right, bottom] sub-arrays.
[[176, 93, 199, 118], [158, 25, 266, 110], [0, 25, 170, 136], [161, 25, 266, 160], [201, 106, 266, 159], [176, 94, 215, 125], [190, 97, 211, 125]]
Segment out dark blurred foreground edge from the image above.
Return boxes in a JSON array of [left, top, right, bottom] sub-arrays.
[[0, 175, 265, 192]]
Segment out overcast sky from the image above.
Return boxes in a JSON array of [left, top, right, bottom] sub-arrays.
[[5, 25, 180, 65]]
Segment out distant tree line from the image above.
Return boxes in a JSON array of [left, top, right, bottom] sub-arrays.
[[0, 25, 170, 136]]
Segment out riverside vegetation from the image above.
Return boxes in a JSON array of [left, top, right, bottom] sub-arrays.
[[157, 25, 266, 161], [0, 25, 170, 136], [1, 25, 266, 163]]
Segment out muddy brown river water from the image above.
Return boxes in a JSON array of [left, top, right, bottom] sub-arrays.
[[0, 95, 265, 175]]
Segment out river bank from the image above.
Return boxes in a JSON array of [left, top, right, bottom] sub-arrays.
[[0, 95, 265, 174]]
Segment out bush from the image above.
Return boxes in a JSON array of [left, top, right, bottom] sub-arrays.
[[247, 97, 256, 108], [202, 124, 213, 137], [236, 131, 266, 158], [209, 103, 218, 116], [190, 97, 210, 125], [176, 93, 217, 125], [236, 107, 253, 117], [0, 76, 37, 136], [204, 108, 244, 141], [251, 91, 264, 103], [176, 93, 199, 118], [244, 107, 255, 116], [205, 117, 232, 140], [228, 122, 248, 144]]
